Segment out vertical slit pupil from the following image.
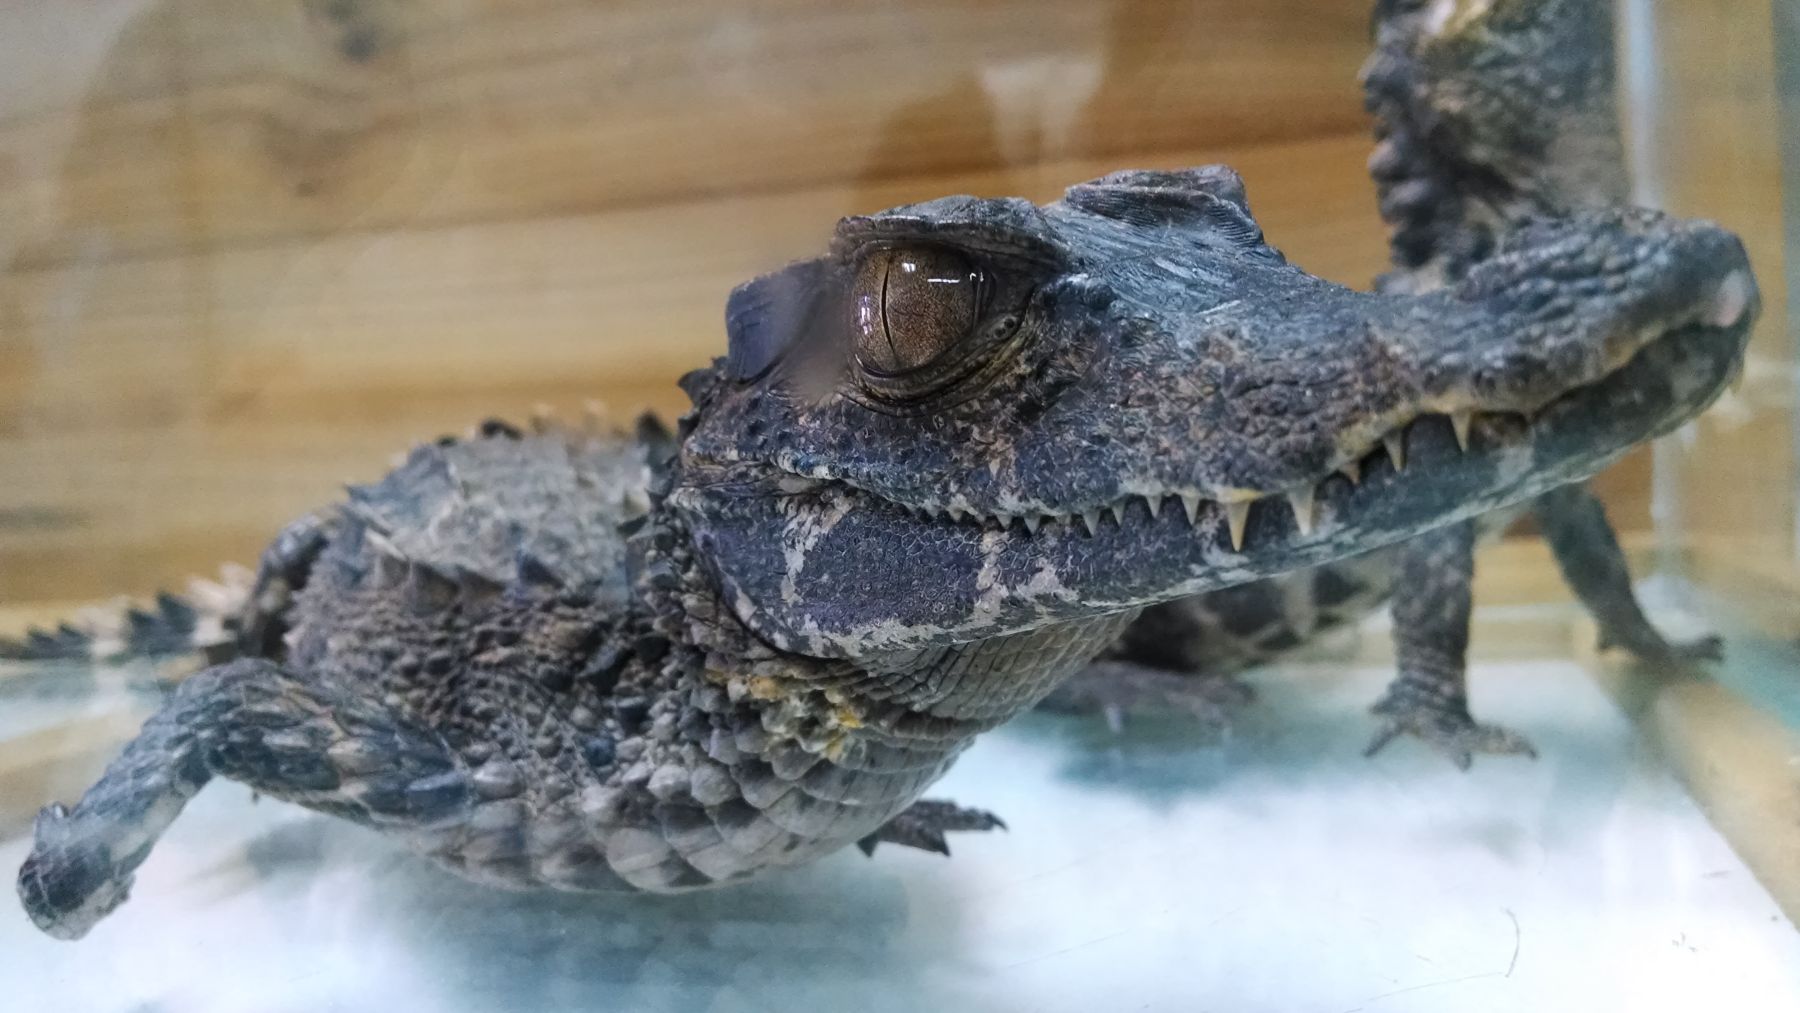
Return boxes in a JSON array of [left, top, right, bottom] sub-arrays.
[[855, 247, 980, 375]]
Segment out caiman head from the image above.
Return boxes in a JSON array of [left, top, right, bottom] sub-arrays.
[[671, 166, 1756, 661], [1362, 0, 1629, 288]]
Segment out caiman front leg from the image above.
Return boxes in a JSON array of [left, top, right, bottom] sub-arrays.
[[1534, 484, 1722, 665], [1365, 520, 1536, 769], [17, 658, 474, 940]]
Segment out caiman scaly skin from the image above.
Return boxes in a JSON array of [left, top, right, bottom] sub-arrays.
[[11, 164, 1756, 940], [1046, 0, 1748, 766]]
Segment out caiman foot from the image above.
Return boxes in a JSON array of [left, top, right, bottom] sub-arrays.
[[1363, 689, 1537, 771], [17, 804, 135, 941], [857, 799, 1006, 857], [1037, 660, 1254, 732], [1599, 631, 1723, 666]]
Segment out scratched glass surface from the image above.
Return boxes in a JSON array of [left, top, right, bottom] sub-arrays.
[[1, 1, 1796, 1011], [2, 657, 1798, 1012]]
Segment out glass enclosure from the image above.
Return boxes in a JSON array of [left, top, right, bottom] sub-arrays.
[[0, 1, 1794, 1009]]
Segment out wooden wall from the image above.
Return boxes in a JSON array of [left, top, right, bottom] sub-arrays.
[[1634, 0, 1794, 631], [0, 0, 1659, 605]]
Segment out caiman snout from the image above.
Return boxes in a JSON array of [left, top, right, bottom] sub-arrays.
[[1427, 207, 1756, 406], [1336, 207, 1758, 480], [679, 171, 1758, 656]]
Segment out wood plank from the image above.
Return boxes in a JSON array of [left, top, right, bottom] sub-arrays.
[[0, 384, 689, 602], [1, 0, 1377, 269], [1641, 0, 1793, 571], [4, 132, 1390, 429]]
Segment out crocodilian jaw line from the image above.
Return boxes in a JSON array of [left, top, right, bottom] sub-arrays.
[[707, 265, 1753, 553], [792, 308, 1753, 551], [748, 404, 1455, 553]]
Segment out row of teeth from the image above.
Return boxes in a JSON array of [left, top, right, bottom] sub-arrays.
[[906, 489, 1286, 549], [896, 409, 1487, 550]]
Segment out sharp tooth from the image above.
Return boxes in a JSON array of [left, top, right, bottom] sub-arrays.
[[1383, 432, 1407, 471], [1226, 500, 1251, 551], [1109, 502, 1127, 526], [948, 506, 967, 522], [1286, 486, 1315, 537], [1082, 511, 1101, 536], [996, 512, 1014, 530], [1450, 411, 1473, 453], [1143, 493, 1164, 518], [1338, 461, 1361, 484], [1181, 493, 1202, 525], [1023, 515, 1042, 534]]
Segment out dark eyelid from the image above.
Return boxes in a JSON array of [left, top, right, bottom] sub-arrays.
[[831, 195, 1068, 267], [841, 235, 1058, 275]]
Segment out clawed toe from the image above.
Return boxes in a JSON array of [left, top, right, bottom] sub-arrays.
[[1364, 704, 1537, 770], [17, 805, 135, 941], [1600, 631, 1724, 666], [1663, 634, 1724, 664], [858, 799, 1007, 857]]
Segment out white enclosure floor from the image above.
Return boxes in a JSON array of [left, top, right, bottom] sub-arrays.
[[2, 658, 1796, 1012]]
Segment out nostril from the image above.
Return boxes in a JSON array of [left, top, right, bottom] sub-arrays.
[[1705, 269, 1755, 328]]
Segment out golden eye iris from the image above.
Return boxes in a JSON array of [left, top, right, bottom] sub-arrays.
[[851, 248, 982, 375]]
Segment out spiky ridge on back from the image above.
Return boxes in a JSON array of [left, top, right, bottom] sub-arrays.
[[0, 586, 237, 671]]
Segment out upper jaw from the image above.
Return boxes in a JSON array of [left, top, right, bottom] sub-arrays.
[[751, 216, 1759, 544], [677, 294, 1751, 660], [719, 277, 1753, 555]]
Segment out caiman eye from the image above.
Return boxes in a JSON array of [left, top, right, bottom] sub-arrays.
[[851, 247, 984, 375]]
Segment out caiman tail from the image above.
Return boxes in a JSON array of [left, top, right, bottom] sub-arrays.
[[0, 569, 251, 674]]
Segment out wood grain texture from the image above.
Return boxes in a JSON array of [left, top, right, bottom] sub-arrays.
[[1, 0, 1377, 268], [1634, 0, 1792, 585], [0, 0, 1661, 604]]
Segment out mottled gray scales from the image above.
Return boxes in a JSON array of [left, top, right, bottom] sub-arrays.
[[1057, 0, 1741, 762], [16, 129, 1756, 939], [1367, 521, 1536, 767]]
